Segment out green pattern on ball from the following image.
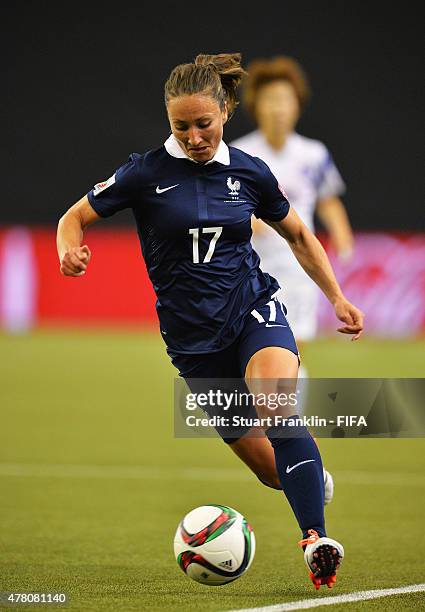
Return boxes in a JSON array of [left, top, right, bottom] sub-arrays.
[[204, 505, 238, 543]]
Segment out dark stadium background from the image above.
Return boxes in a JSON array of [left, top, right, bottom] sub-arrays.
[[2, 2, 424, 230]]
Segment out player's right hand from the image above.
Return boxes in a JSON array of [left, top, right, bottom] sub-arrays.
[[60, 245, 91, 277]]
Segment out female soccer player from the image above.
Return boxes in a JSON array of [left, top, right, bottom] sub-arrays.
[[57, 53, 363, 589]]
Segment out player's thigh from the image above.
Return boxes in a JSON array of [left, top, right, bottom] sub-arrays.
[[229, 428, 280, 489], [245, 346, 299, 379]]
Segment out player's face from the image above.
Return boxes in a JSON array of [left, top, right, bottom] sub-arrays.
[[167, 94, 228, 163], [255, 80, 300, 136]]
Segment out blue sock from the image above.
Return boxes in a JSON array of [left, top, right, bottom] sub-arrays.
[[266, 419, 326, 539]]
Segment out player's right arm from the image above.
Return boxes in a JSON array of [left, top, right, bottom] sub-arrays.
[[57, 155, 141, 276], [57, 196, 100, 276]]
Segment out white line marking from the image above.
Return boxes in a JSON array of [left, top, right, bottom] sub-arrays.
[[0, 464, 424, 487], [223, 583, 425, 611]]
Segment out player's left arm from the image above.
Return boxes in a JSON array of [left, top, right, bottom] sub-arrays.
[[267, 207, 364, 340], [316, 196, 354, 261]]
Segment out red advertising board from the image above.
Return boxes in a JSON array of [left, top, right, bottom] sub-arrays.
[[1, 227, 424, 336]]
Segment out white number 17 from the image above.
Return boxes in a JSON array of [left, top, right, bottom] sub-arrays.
[[189, 227, 223, 263]]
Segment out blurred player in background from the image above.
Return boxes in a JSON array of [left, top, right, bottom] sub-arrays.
[[232, 56, 354, 366], [57, 52, 363, 589]]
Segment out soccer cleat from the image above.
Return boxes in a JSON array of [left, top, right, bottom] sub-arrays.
[[298, 529, 344, 590], [323, 468, 334, 505]]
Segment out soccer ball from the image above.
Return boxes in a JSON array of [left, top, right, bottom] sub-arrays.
[[174, 504, 255, 585]]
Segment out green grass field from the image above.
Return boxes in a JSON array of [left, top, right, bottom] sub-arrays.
[[1, 331, 424, 611]]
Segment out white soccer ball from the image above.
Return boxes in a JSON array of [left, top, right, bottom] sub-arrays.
[[174, 504, 255, 586]]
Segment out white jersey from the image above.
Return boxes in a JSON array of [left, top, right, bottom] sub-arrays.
[[230, 130, 346, 340]]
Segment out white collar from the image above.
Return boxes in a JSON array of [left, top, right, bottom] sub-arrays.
[[164, 133, 230, 166]]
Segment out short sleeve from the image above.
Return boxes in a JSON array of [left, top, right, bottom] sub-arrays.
[[253, 157, 290, 221], [316, 148, 346, 200], [87, 154, 140, 218]]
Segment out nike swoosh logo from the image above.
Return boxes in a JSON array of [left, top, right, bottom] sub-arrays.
[[156, 184, 179, 194], [265, 323, 287, 328], [286, 459, 316, 474]]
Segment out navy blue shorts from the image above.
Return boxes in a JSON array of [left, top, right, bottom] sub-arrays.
[[168, 293, 299, 443]]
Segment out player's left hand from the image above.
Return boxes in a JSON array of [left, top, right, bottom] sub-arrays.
[[333, 298, 364, 341]]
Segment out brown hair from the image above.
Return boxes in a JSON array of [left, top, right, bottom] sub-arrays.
[[164, 53, 247, 118], [243, 56, 311, 118]]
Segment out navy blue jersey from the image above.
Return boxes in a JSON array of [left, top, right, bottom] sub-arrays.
[[87, 136, 290, 353]]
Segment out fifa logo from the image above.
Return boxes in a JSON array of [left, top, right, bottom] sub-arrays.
[[227, 177, 241, 196]]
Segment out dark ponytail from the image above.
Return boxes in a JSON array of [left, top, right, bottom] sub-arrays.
[[164, 52, 247, 118]]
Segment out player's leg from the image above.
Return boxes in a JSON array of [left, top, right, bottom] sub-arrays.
[[234, 291, 343, 588], [229, 383, 334, 502], [244, 346, 327, 538], [237, 297, 327, 539], [244, 346, 343, 588]]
